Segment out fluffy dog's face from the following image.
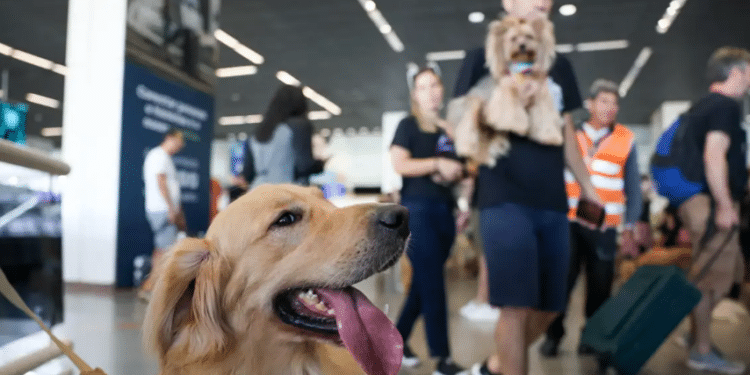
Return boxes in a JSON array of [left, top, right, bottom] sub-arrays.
[[486, 16, 556, 78], [503, 19, 539, 64], [144, 184, 409, 375]]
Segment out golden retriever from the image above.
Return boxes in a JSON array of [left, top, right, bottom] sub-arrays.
[[143, 184, 410, 375]]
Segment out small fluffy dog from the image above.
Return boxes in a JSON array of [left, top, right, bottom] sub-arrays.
[[143, 184, 410, 375], [451, 16, 562, 166]]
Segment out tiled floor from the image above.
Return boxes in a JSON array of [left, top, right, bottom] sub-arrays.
[[7, 267, 750, 374]]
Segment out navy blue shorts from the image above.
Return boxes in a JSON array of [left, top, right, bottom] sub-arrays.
[[480, 203, 571, 312]]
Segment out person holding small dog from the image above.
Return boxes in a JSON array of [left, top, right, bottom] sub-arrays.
[[391, 67, 466, 375], [452, 1, 602, 374], [539, 79, 642, 358]]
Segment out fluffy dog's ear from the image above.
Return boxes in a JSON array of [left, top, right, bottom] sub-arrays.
[[531, 18, 556, 73], [486, 19, 509, 79], [143, 238, 233, 367]]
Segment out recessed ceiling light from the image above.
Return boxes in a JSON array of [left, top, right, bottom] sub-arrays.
[[468, 12, 485, 23], [559, 4, 577, 16], [364, 0, 376, 12], [379, 24, 392, 34], [657, 19, 670, 29]]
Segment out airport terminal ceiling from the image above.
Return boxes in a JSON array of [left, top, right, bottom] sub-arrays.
[[1, 0, 750, 146]]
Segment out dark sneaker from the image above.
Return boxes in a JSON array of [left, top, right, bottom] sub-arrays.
[[539, 337, 561, 357], [433, 357, 465, 375], [402, 345, 420, 368]]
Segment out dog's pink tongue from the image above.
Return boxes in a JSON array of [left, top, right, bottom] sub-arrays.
[[316, 287, 403, 375]]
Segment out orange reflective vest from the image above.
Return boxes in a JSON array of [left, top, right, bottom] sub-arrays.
[[566, 124, 634, 227]]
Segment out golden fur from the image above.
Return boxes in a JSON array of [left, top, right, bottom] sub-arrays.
[[143, 184, 407, 375], [450, 16, 562, 166]]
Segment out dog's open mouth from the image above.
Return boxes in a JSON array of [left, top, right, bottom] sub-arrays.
[[274, 286, 403, 375]]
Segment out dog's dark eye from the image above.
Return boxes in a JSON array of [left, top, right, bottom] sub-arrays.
[[273, 211, 299, 227]]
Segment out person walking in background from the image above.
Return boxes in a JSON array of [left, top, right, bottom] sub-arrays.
[[540, 79, 642, 357], [391, 67, 466, 375], [139, 128, 186, 300], [676, 47, 750, 374], [454, 1, 602, 374], [236, 84, 324, 192]]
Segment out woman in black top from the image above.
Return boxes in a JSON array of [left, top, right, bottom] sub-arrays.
[[390, 67, 465, 375]]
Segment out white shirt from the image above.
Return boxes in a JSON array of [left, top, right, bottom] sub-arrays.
[[582, 122, 611, 145], [143, 146, 181, 213]]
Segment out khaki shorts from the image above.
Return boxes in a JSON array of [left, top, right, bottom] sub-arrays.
[[678, 194, 745, 295]]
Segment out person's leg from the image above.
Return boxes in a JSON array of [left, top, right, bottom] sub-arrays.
[[395, 201, 428, 344], [584, 228, 617, 318], [544, 222, 583, 346], [418, 202, 454, 359], [480, 204, 538, 374]]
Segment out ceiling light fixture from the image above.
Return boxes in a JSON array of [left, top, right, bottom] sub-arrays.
[[619, 47, 653, 98], [555, 44, 575, 53], [218, 116, 245, 126], [308, 110, 332, 120], [426, 50, 467, 62], [656, 0, 686, 34], [216, 65, 258, 78], [468, 12, 485, 23], [303, 87, 342, 116], [0, 42, 12, 55], [244, 114, 263, 124], [26, 93, 60, 109], [356, 0, 404, 53], [276, 71, 302, 87], [214, 29, 265, 65], [576, 39, 629, 52], [41, 127, 63, 137], [0, 42, 66, 75], [559, 4, 577, 16]]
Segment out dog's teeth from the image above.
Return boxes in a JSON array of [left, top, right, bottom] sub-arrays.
[[327, 309, 335, 315], [315, 302, 328, 311]]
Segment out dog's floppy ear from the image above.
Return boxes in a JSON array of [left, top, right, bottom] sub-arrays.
[[531, 17, 556, 73], [486, 18, 510, 79], [143, 238, 233, 367]]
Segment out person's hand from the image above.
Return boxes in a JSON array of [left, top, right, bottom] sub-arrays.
[[436, 158, 463, 182], [620, 229, 640, 259], [514, 77, 542, 108], [634, 221, 654, 249], [456, 210, 471, 234], [715, 203, 739, 231]]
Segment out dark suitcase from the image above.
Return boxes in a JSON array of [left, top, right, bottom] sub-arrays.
[[580, 265, 701, 375]]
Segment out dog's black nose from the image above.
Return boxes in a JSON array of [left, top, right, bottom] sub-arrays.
[[375, 205, 409, 237], [519, 44, 527, 52]]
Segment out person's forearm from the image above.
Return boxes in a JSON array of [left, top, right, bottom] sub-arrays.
[[705, 151, 733, 208], [623, 149, 643, 226], [393, 156, 439, 177], [562, 114, 597, 199], [158, 176, 177, 212]]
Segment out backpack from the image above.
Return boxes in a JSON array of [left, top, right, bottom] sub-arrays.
[[650, 113, 707, 207]]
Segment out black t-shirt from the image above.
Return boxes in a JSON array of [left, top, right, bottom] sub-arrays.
[[454, 48, 583, 211], [687, 93, 748, 200], [391, 116, 456, 203]]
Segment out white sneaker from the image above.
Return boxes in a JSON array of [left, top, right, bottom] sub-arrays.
[[460, 301, 500, 322]]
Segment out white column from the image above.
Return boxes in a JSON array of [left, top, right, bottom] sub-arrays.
[[61, 0, 127, 285]]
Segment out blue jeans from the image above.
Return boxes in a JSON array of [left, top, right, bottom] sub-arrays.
[[396, 198, 455, 358]]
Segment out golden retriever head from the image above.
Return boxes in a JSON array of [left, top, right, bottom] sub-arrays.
[[143, 184, 409, 375], [486, 16, 556, 78]]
